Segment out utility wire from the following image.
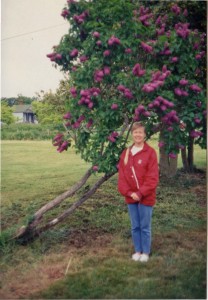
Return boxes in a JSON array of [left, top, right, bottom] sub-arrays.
[[1, 23, 68, 42]]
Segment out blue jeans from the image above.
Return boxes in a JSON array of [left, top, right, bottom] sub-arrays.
[[128, 203, 153, 254]]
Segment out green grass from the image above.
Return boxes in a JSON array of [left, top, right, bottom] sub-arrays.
[[0, 140, 207, 299], [33, 252, 206, 299], [1, 140, 92, 229]]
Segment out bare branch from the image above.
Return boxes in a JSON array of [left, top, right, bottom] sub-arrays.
[[119, 114, 129, 137], [124, 119, 134, 144]]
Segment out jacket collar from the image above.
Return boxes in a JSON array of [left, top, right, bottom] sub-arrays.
[[130, 142, 149, 153]]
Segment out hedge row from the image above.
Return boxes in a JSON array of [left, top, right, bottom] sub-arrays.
[[1, 123, 64, 140]]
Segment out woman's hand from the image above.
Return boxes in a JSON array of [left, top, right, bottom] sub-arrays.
[[131, 192, 140, 201]]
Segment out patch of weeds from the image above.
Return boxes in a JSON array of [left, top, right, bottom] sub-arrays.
[[76, 184, 91, 195], [178, 261, 206, 299], [1, 202, 24, 229], [29, 227, 72, 255], [160, 169, 206, 189], [0, 227, 19, 267], [153, 183, 206, 233]]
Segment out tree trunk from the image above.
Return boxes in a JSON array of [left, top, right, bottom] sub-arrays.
[[181, 147, 189, 171], [159, 146, 178, 177], [159, 131, 178, 177], [14, 171, 115, 243], [181, 136, 194, 172], [187, 136, 194, 172]]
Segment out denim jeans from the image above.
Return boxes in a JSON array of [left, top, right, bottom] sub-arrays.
[[128, 203, 153, 254]]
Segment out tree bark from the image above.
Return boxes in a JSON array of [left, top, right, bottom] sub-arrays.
[[187, 136, 194, 172], [159, 131, 178, 177], [181, 136, 195, 173], [159, 146, 178, 177], [181, 147, 189, 171]]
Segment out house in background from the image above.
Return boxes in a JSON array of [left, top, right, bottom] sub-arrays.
[[13, 105, 37, 123]]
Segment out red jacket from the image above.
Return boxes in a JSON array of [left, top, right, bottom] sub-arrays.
[[118, 142, 159, 206]]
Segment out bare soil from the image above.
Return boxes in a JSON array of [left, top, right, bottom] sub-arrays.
[[0, 231, 114, 299]]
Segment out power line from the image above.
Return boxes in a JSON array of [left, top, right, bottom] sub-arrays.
[[1, 23, 68, 42]]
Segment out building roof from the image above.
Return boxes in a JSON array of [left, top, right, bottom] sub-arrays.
[[13, 105, 34, 113]]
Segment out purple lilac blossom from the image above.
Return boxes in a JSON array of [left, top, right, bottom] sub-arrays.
[[171, 57, 179, 63], [171, 4, 181, 15], [108, 36, 121, 46], [111, 104, 118, 110], [169, 153, 177, 159], [103, 50, 111, 57], [190, 130, 203, 138], [70, 49, 79, 57], [125, 48, 132, 54], [179, 79, 189, 85], [158, 141, 165, 148], [57, 141, 69, 153], [80, 56, 88, 62], [189, 84, 202, 92], [141, 41, 153, 53], [92, 165, 99, 171], [132, 63, 146, 77], [63, 112, 72, 119], [86, 119, 93, 128], [61, 9, 70, 18], [175, 23, 190, 39], [93, 31, 100, 38]]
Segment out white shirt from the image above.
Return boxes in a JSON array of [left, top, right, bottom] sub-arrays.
[[131, 145, 143, 156]]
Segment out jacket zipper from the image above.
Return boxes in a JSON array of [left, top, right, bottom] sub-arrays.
[[131, 166, 139, 189]]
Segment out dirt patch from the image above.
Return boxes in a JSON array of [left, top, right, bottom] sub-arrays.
[[67, 228, 113, 248], [0, 232, 113, 300], [153, 229, 207, 255], [0, 263, 65, 299], [190, 185, 207, 207]]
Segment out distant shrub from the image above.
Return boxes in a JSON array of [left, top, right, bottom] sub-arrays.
[[1, 123, 64, 140]]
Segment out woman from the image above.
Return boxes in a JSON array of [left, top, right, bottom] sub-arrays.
[[118, 122, 159, 262]]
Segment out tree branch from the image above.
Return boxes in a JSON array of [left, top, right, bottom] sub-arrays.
[[119, 114, 129, 137]]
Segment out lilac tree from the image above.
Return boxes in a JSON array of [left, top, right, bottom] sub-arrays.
[[15, 0, 206, 241], [51, 0, 206, 174]]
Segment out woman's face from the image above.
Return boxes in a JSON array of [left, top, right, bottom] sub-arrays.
[[132, 127, 146, 146]]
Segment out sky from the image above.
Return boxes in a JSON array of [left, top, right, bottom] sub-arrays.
[[1, 0, 69, 98]]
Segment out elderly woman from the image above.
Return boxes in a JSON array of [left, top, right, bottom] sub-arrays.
[[118, 122, 159, 262]]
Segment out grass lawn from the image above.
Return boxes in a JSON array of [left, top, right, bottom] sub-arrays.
[[0, 140, 207, 299]]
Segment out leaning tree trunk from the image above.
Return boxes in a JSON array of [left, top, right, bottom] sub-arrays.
[[14, 168, 115, 243], [159, 131, 178, 177]]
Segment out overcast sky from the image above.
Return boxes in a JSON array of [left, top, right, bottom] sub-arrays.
[[1, 0, 69, 98]]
